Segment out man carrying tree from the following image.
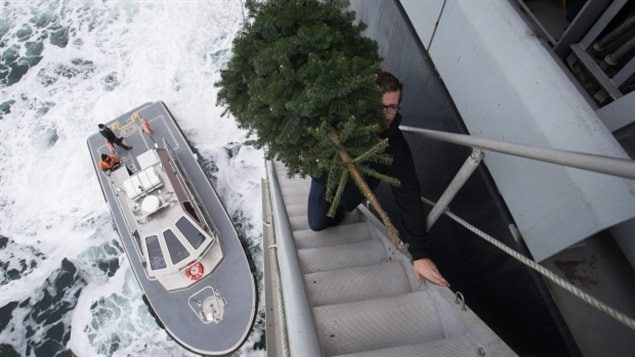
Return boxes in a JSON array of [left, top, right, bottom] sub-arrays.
[[216, 0, 448, 287], [307, 71, 449, 287]]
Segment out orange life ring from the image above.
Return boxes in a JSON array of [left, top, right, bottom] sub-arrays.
[[185, 262, 204, 281]]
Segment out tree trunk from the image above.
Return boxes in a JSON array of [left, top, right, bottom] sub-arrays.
[[327, 130, 402, 250]]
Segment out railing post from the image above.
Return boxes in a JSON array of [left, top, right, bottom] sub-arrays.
[[427, 149, 484, 231]]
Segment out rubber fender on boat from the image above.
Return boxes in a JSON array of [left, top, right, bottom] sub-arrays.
[[141, 117, 153, 135], [142, 294, 165, 329]]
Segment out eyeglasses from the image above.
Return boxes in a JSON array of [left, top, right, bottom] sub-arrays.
[[382, 104, 400, 113]]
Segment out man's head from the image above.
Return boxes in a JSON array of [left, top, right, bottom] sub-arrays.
[[98, 123, 105, 129], [376, 71, 402, 124], [101, 153, 109, 161]]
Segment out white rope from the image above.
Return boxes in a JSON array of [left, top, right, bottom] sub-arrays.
[[420, 196, 635, 331]]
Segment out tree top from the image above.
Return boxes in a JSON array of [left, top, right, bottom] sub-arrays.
[[216, 0, 388, 180]]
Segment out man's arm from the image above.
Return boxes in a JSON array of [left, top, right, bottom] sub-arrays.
[[387, 129, 449, 287]]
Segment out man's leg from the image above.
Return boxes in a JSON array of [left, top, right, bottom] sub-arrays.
[[307, 179, 345, 231], [115, 137, 132, 150], [339, 174, 378, 211]]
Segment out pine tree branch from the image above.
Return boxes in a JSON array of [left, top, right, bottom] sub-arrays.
[[327, 129, 401, 248], [324, 161, 340, 202], [353, 139, 389, 164], [357, 166, 400, 187], [327, 170, 348, 218]]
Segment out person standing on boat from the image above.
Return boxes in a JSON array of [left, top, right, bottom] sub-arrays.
[[307, 71, 449, 287], [98, 123, 132, 150]]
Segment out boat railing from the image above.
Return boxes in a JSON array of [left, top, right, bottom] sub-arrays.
[[399, 125, 635, 331], [164, 140, 221, 240]]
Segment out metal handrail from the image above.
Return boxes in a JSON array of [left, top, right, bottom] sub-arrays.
[[261, 177, 290, 356], [400, 125, 635, 179], [265, 161, 323, 357]]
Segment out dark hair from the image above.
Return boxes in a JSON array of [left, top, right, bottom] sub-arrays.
[[376, 71, 403, 94], [101, 153, 108, 160], [98, 123, 105, 129]]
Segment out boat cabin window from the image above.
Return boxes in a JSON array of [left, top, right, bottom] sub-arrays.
[[145, 235, 166, 270], [176, 216, 206, 249], [182, 201, 200, 223], [163, 229, 190, 265]]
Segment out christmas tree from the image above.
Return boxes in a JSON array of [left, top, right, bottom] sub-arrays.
[[216, 0, 401, 243]]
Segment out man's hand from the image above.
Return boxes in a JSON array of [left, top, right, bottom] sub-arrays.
[[413, 258, 449, 287]]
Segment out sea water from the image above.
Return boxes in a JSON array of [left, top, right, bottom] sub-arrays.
[[0, 1, 265, 356]]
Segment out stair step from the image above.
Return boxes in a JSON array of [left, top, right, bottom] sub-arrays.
[[275, 167, 309, 192], [298, 240, 387, 273], [289, 210, 364, 231], [314, 292, 445, 356], [274, 162, 291, 172], [281, 190, 309, 206], [274, 165, 295, 176], [332, 335, 479, 357], [289, 215, 310, 231], [280, 186, 310, 198], [280, 180, 310, 191], [305, 261, 410, 306], [282, 196, 307, 208], [280, 182, 309, 192], [285, 202, 306, 218], [294, 222, 370, 249]]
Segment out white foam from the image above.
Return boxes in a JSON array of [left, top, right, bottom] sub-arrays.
[[1, 1, 265, 355]]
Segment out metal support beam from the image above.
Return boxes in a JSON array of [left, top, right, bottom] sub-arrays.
[[427, 149, 484, 231], [597, 91, 635, 132], [400, 125, 635, 179], [613, 56, 635, 87], [555, 0, 610, 58], [579, 0, 628, 49], [570, 44, 624, 100], [511, 0, 556, 45]]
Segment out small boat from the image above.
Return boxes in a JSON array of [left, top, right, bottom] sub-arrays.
[[87, 101, 256, 356]]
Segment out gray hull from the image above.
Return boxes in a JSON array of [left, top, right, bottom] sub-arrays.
[[87, 101, 256, 356]]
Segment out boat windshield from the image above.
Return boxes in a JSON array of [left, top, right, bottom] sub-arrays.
[[176, 216, 207, 249], [143, 216, 211, 273], [163, 229, 190, 265], [146, 235, 166, 270]]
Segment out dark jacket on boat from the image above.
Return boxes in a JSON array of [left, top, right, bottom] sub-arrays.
[[99, 125, 118, 143]]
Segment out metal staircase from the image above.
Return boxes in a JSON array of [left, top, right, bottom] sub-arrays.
[[264, 161, 514, 357]]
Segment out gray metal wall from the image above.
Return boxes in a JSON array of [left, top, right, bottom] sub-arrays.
[[348, 1, 579, 355]]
